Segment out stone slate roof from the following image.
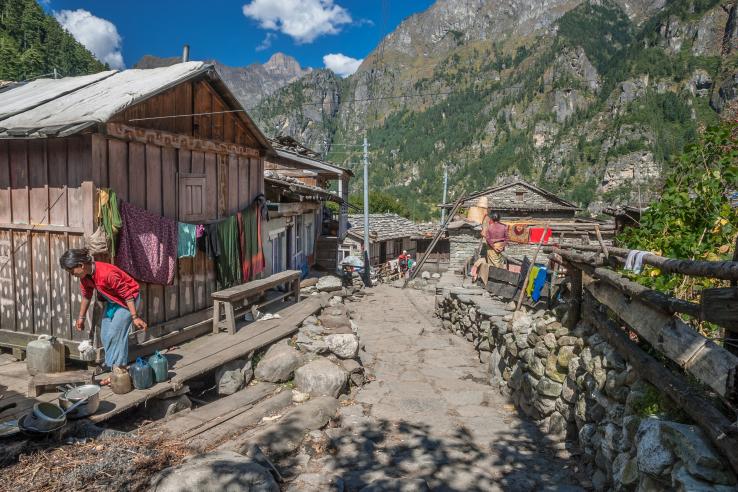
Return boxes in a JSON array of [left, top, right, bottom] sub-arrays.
[[265, 170, 343, 203], [346, 214, 422, 242], [441, 179, 580, 212]]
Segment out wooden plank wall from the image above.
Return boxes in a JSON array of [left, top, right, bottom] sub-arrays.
[[111, 80, 259, 148], [92, 133, 264, 341], [0, 136, 93, 342]]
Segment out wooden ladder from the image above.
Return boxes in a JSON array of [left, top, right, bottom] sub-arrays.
[[405, 193, 466, 285]]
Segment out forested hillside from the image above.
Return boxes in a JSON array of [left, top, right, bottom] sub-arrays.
[[0, 0, 105, 81], [253, 0, 738, 220]]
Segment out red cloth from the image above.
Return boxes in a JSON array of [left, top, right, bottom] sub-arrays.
[[485, 221, 508, 246], [80, 261, 140, 308], [529, 228, 552, 244]]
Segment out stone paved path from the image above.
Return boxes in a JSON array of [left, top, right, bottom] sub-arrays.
[[329, 284, 583, 491]]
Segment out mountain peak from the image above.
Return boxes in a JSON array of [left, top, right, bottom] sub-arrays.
[[264, 52, 308, 76]]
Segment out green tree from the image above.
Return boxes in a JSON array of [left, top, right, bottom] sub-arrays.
[[349, 191, 411, 217]]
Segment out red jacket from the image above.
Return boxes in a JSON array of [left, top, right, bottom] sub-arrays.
[[80, 262, 140, 308], [485, 221, 508, 246]]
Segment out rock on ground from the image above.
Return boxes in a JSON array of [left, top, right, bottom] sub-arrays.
[[294, 358, 348, 397], [255, 340, 303, 383], [149, 450, 279, 492], [146, 394, 192, 420], [215, 357, 254, 396], [317, 276, 343, 292], [325, 333, 360, 359]]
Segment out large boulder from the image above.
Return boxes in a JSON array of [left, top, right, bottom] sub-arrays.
[[317, 276, 343, 292], [294, 358, 348, 397], [254, 340, 303, 383], [149, 450, 279, 492], [325, 334, 359, 359], [215, 357, 254, 396]]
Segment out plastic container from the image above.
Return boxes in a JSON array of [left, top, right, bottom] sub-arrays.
[[148, 351, 169, 383], [26, 335, 65, 376], [129, 357, 154, 390], [110, 365, 133, 395]]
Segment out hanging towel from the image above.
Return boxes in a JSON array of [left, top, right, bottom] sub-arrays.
[[195, 224, 205, 239], [624, 250, 649, 274], [237, 211, 251, 282], [251, 202, 266, 277], [115, 200, 177, 285], [529, 228, 552, 244], [177, 223, 197, 258], [200, 223, 221, 259], [509, 223, 530, 244], [215, 216, 242, 290], [526, 266, 539, 297], [98, 189, 122, 259], [531, 267, 547, 302]]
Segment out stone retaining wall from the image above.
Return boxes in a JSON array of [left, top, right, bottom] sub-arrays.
[[435, 287, 737, 491]]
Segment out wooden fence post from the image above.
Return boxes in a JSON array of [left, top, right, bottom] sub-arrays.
[[565, 262, 582, 329]]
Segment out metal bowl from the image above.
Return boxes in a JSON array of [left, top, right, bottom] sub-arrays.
[[59, 384, 100, 419], [27, 402, 66, 431]]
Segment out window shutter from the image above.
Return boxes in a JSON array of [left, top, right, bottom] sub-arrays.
[[179, 173, 208, 222]]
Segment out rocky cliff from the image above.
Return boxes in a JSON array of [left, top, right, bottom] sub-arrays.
[[134, 52, 311, 109], [252, 0, 738, 219]]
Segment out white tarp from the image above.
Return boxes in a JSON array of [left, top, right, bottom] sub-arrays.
[[0, 71, 117, 121], [0, 62, 210, 136]]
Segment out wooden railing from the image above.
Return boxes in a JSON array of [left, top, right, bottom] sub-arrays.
[[545, 244, 738, 474]]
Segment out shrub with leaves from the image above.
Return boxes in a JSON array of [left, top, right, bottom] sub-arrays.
[[618, 122, 737, 306]]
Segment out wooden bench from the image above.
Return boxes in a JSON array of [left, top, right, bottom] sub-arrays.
[[211, 270, 301, 335]]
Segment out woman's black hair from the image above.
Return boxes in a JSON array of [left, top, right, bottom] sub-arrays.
[[489, 212, 500, 222], [59, 248, 93, 271]]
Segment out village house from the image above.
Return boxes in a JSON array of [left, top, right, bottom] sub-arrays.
[[440, 179, 613, 269], [262, 136, 352, 276], [342, 214, 421, 267], [0, 62, 272, 359]]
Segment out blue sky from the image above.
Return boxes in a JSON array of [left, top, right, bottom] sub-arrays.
[[42, 0, 435, 75]]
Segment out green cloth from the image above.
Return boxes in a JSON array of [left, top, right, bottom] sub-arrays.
[[216, 216, 242, 290], [99, 189, 121, 259], [526, 266, 539, 297], [177, 223, 197, 258]]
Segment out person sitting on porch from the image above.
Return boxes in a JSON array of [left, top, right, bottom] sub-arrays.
[[59, 249, 147, 383], [484, 212, 508, 269]]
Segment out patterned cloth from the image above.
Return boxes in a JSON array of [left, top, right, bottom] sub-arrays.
[[508, 223, 530, 244], [215, 216, 241, 290], [177, 223, 197, 258], [116, 200, 177, 285]]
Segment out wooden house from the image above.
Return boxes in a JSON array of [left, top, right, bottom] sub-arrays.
[[342, 214, 420, 266], [263, 137, 351, 274], [0, 62, 271, 359]]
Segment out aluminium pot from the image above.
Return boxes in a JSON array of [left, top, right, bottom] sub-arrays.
[[58, 384, 100, 419]]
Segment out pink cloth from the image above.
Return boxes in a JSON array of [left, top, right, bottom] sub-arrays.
[[485, 221, 508, 246], [115, 200, 177, 285], [196, 224, 205, 238]]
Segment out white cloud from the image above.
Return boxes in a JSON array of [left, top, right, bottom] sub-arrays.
[[256, 32, 277, 52], [54, 9, 125, 69], [323, 53, 362, 77], [242, 0, 351, 44]]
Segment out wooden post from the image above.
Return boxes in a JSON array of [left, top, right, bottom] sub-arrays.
[[594, 224, 608, 258], [565, 262, 582, 329], [514, 224, 549, 314]]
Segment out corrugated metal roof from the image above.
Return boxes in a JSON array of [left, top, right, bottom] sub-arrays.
[[0, 63, 210, 138]]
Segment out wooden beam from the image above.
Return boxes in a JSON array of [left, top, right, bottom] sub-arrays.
[[585, 278, 738, 400], [564, 262, 582, 329], [555, 243, 738, 281], [593, 267, 701, 319], [583, 298, 738, 475]]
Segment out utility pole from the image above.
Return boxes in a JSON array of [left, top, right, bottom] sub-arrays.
[[53, 68, 58, 79], [362, 134, 371, 286], [441, 163, 449, 225]]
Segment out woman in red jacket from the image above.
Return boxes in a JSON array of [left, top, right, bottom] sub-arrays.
[[60, 249, 147, 380]]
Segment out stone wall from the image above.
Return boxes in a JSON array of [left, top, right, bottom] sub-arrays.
[[435, 287, 737, 491], [448, 229, 479, 271]]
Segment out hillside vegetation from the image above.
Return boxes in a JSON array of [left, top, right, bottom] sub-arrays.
[[0, 0, 105, 81], [253, 0, 738, 220]]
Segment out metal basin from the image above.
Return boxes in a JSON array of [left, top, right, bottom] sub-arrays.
[[59, 384, 100, 419], [27, 402, 66, 431]]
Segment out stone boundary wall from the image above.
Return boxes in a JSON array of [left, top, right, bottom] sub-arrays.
[[435, 287, 737, 491]]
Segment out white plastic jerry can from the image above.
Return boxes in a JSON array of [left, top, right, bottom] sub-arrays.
[[26, 335, 66, 376]]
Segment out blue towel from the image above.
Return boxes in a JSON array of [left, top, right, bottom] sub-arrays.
[[177, 222, 197, 258], [531, 267, 547, 302]]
